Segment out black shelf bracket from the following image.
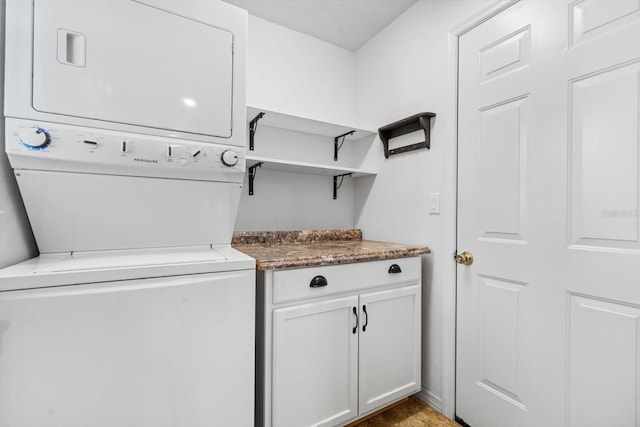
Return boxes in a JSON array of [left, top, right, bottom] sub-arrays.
[[249, 112, 265, 151], [378, 112, 436, 158], [248, 162, 264, 196], [333, 173, 352, 200], [334, 130, 355, 161]]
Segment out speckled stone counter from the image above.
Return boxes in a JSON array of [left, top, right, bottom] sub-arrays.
[[232, 229, 430, 270]]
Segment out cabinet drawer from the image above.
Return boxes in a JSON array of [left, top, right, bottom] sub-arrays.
[[272, 257, 421, 305]]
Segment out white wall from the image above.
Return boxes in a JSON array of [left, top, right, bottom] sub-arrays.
[[236, 15, 361, 232], [235, 168, 356, 231], [0, 0, 38, 268], [354, 0, 493, 413], [246, 15, 356, 125]]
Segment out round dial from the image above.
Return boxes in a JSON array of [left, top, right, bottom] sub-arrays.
[[19, 126, 51, 150], [221, 150, 239, 167]]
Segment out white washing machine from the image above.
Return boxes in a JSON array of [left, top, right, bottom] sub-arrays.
[[0, 1, 255, 426], [0, 247, 256, 427]]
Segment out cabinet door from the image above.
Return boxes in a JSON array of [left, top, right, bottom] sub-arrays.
[[272, 295, 359, 427], [358, 284, 421, 414]]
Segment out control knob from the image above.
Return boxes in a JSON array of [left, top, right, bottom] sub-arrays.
[[19, 126, 51, 150], [221, 150, 239, 167]]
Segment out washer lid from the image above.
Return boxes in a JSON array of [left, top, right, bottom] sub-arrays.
[[40, 247, 226, 273], [0, 246, 256, 292]]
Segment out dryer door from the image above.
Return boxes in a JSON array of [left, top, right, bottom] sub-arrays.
[[32, 0, 234, 139]]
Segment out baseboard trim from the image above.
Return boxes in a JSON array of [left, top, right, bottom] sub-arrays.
[[344, 398, 409, 427], [414, 388, 443, 413], [455, 415, 473, 427]]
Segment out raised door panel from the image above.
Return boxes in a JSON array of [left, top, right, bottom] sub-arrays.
[[358, 284, 421, 415], [479, 26, 531, 83], [478, 95, 529, 243], [567, 294, 640, 427], [570, 0, 640, 46], [474, 276, 527, 411], [569, 61, 640, 252], [272, 295, 358, 427]]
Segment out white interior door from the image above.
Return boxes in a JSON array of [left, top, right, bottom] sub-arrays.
[[456, 1, 640, 426]]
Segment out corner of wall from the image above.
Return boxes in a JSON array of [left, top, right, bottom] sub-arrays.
[[415, 387, 444, 413], [352, 0, 496, 418]]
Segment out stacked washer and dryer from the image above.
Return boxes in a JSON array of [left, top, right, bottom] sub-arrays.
[[0, 1, 255, 426]]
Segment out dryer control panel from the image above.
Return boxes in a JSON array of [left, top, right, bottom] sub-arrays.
[[6, 118, 246, 183]]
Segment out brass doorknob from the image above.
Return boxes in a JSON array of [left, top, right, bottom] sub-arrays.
[[455, 251, 474, 265]]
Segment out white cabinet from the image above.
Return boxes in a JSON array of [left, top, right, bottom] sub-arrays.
[[256, 257, 422, 427]]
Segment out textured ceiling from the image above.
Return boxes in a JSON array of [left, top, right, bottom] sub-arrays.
[[222, 0, 419, 51]]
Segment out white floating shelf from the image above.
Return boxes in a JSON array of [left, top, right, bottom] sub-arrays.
[[246, 155, 376, 178], [247, 106, 376, 141]]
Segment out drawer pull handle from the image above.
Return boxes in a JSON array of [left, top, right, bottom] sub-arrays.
[[388, 264, 402, 274], [310, 275, 328, 288], [352, 307, 358, 334], [362, 305, 368, 332]]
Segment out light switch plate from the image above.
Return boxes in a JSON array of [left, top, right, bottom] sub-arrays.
[[429, 193, 440, 214]]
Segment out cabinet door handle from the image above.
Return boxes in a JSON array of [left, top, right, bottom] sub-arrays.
[[388, 264, 402, 274], [362, 305, 368, 332], [309, 275, 328, 288], [352, 307, 358, 334]]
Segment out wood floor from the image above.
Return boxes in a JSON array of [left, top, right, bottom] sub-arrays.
[[350, 396, 460, 427]]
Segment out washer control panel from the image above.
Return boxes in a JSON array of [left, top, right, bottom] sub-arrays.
[[5, 118, 246, 182]]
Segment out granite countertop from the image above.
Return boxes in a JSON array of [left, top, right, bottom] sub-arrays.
[[232, 229, 430, 270]]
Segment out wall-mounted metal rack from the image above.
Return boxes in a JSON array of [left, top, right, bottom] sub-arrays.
[[244, 106, 377, 198], [248, 161, 263, 196], [244, 155, 374, 199], [333, 173, 352, 200], [334, 130, 355, 161], [249, 112, 265, 151], [378, 112, 436, 158]]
